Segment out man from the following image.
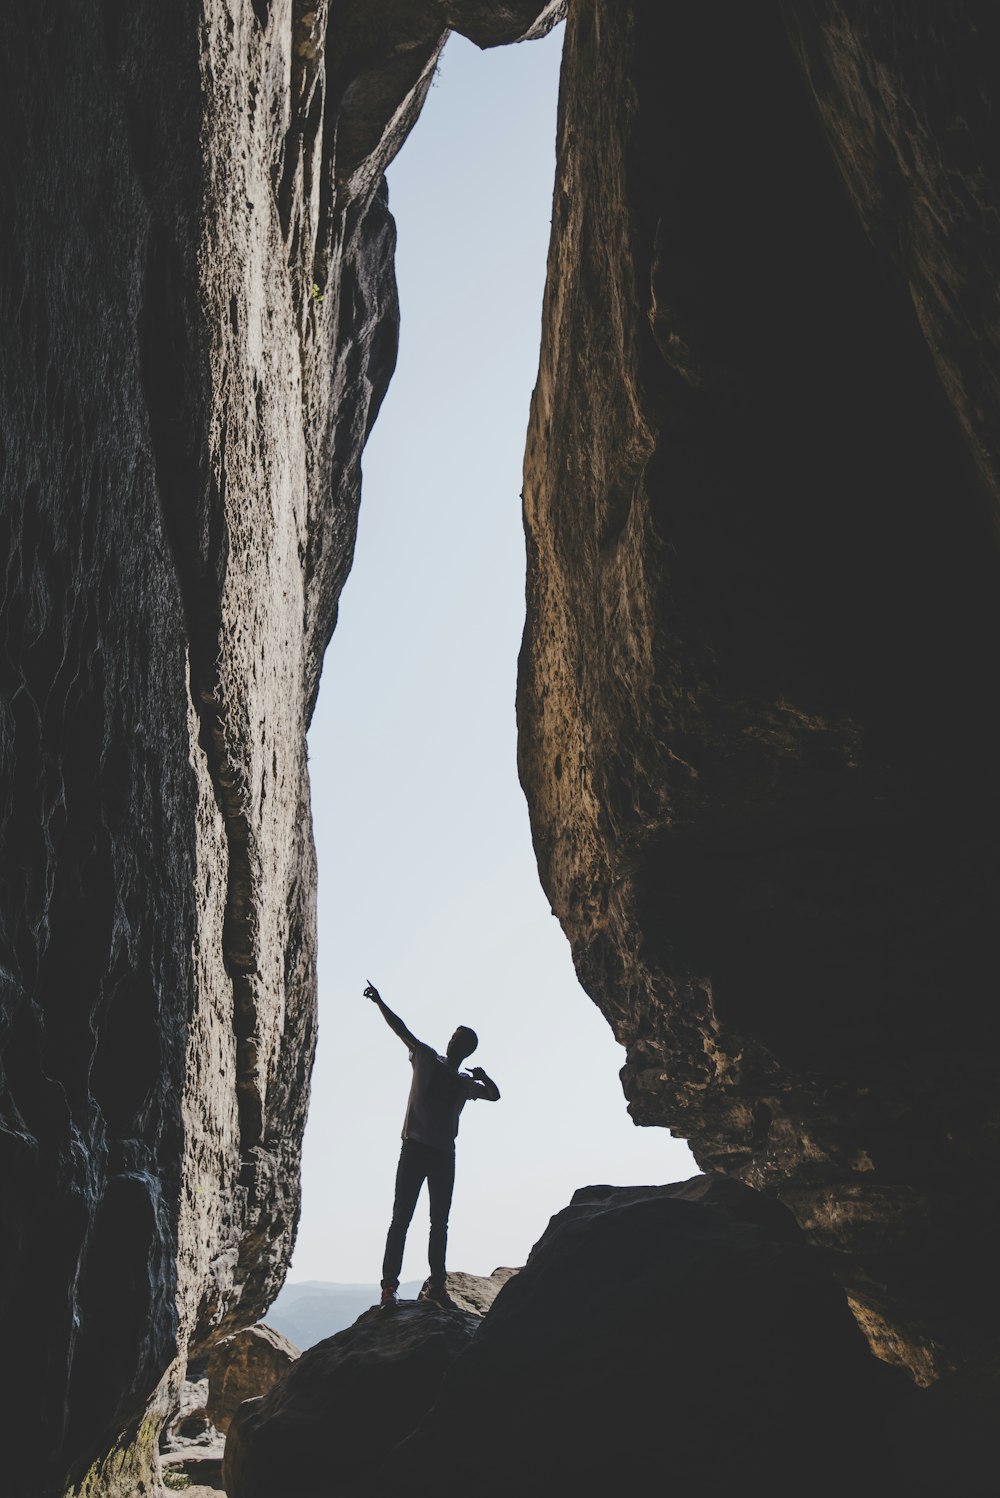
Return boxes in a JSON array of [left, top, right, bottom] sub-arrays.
[[365, 981, 501, 1309]]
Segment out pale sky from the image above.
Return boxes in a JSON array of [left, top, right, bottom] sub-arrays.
[[289, 23, 695, 1286]]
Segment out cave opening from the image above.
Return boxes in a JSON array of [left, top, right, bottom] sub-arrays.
[[287, 25, 695, 1299]]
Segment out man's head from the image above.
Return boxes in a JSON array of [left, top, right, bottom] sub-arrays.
[[446, 1025, 478, 1066]]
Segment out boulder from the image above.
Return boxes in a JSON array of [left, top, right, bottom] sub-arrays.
[[205, 1324, 300, 1437], [222, 1302, 479, 1498], [369, 1179, 914, 1497], [424, 1267, 518, 1316]]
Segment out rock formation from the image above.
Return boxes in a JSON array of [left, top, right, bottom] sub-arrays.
[[426, 1266, 518, 1316], [205, 1324, 299, 1436], [222, 1301, 479, 1498], [159, 1368, 226, 1494], [390, 1180, 916, 1496], [228, 1180, 913, 1498], [4, 0, 1000, 1489], [517, 0, 1000, 1383], [0, 3, 558, 1494], [158, 1324, 298, 1489]]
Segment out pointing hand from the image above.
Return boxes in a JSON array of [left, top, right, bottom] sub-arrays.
[[364, 981, 381, 1003]]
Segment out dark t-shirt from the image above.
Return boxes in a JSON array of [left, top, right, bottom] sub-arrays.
[[402, 1044, 480, 1152]]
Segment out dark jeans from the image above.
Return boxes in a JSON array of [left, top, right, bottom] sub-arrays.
[[381, 1138, 456, 1289]]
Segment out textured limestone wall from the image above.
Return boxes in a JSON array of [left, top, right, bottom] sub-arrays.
[[518, 0, 1000, 1383], [0, 3, 559, 1495]]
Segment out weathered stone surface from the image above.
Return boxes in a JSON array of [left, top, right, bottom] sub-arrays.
[[369, 1180, 912, 1497], [421, 1266, 518, 1315], [205, 1323, 299, 1436], [517, 0, 1000, 1382], [222, 1302, 479, 1498], [782, 3, 1000, 519], [0, 3, 554, 1494], [160, 1373, 218, 1460]]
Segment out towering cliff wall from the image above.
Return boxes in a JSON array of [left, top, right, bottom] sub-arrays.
[[518, 0, 1000, 1384], [0, 4, 559, 1495], [5, 1, 998, 1489]]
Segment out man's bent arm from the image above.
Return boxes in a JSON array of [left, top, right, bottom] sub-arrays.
[[364, 984, 425, 1052], [469, 1066, 501, 1101]]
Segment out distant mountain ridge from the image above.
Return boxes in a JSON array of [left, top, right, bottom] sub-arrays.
[[261, 1280, 424, 1348]]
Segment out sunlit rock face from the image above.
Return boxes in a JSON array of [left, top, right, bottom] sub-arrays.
[[206, 1324, 300, 1438], [0, 2, 558, 1494], [518, 0, 1000, 1383]]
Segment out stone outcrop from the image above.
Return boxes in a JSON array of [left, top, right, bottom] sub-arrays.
[[216, 1179, 948, 1497], [517, 0, 1000, 1383], [177, 1185, 1000, 1498], [5, 0, 1000, 1488], [222, 1301, 479, 1498], [159, 1325, 298, 1490], [160, 1373, 214, 1456], [205, 1324, 299, 1436], [0, 4, 557, 1495], [360, 1179, 913, 1497], [422, 1266, 518, 1315]]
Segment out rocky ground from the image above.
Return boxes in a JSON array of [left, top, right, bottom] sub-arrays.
[[159, 1269, 515, 1494], [217, 1180, 996, 1498]]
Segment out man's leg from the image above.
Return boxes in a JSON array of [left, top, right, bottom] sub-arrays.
[[425, 1146, 456, 1286], [381, 1141, 427, 1289]]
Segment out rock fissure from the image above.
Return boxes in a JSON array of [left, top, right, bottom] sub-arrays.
[[4, 1, 1000, 1491]]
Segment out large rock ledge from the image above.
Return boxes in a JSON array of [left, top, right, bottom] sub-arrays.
[[223, 1302, 480, 1497], [517, 0, 1000, 1383], [223, 1180, 963, 1498], [0, 4, 558, 1495]]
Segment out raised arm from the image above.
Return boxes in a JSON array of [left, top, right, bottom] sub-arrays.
[[467, 1065, 501, 1102], [364, 982, 424, 1051]]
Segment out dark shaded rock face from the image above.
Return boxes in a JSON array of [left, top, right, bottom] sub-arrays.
[[221, 1181, 988, 1497], [517, 0, 1000, 1382], [890, 1345, 1000, 1497], [368, 1179, 911, 1498], [222, 1302, 479, 1498], [0, 3, 557, 1494], [781, 4, 1000, 516]]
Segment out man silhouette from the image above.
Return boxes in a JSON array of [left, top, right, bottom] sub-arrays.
[[365, 981, 501, 1309]]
